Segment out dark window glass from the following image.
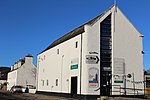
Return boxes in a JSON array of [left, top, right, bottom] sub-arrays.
[[101, 31, 111, 37], [75, 41, 78, 48], [57, 49, 59, 54], [101, 41, 110, 45], [101, 50, 111, 54], [101, 45, 111, 50], [101, 37, 111, 42], [42, 80, 44, 86], [101, 20, 111, 24], [47, 80, 49, 86], [146, 77, 150, 87], [56, 79, 58, 86], [101, 24, 111, 27], [101, 62, 111, 67], [101, 53, 111, 58], [101, 58, 111, 62]]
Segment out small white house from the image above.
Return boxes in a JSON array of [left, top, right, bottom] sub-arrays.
[[37, 5, 144, 98], [7, 54, 36, 91]]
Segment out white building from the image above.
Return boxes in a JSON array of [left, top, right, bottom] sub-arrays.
[[37, 5, 144, 98], [7, 54, 36, 90]]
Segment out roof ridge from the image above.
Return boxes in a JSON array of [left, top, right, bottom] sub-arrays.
[[40, 5, 115, 54]]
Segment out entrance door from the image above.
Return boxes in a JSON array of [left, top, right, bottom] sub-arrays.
[[100, 71, 111, 96], [71, 76, 77, 96]]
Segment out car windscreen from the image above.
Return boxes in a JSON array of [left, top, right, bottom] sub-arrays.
[[15, 86, 22, 88]]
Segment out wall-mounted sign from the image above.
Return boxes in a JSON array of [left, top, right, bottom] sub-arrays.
[[114, 80, 123, 83], [114, 58, 125, 74], [114, 75, 123, 84], [89, 68, 99, 88], [70, 64, 78, 70], [86, 55, 99, 64], [70, 58, 79, 70]]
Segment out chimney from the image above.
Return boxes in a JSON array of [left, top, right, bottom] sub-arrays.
[[25, 54, 33, 64]]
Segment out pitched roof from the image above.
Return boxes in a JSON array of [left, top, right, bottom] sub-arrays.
[[145, 69, 150, 75], [0, 67, 10, 80], [40, 5, 115, 54]]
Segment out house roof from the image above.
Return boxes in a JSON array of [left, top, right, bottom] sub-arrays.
[[145, 69, 150, 75], [40, 5, 115, 54], [0, 67, 10, 80]]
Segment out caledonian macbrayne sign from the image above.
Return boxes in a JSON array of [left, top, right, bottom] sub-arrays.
[[70, 64, 78, 70]]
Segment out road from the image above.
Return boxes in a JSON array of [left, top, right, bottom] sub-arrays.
[[0, 90, 149, 100], [0, 90, 76, 100]]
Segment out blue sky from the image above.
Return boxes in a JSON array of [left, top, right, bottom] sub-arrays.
[[0, 0, 149, 70]]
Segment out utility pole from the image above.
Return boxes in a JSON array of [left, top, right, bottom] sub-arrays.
[[114, 0, 117, 5]]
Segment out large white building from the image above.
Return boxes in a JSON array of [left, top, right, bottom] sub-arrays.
[[37, 5, 144, 98], [7, 54, 36, 90]]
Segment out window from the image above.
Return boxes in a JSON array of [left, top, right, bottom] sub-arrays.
[[56, 79, 58, 86], [101, 50, 111, 54], [146, 77, 150, 88], [101, 45, 111, 50], [42, 80, 44, 86], [47, 80, 49, 86], [44, 55, 46, 60], [75, 41, 78, 48], [57, 49, 59, 54]]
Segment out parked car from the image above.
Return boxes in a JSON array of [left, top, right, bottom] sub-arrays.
[[26, 85, 36, 89], [22, 85, 36, 93], [24, 85, 36, 93], [22, 86, 28, 93], [10, 85, 23, 93]]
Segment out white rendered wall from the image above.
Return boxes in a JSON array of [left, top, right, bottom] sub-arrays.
[[37, 9, 112, 95], [37, 5, 144, 96], [82, 10, 112, 95], [7, 70, 17, 90], [112, 7, 144, 95], [37, 35, 81, 94], [17, 57, 36, 87], [7, 57, 36, 90]]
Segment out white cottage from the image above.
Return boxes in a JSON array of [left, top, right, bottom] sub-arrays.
[[7, 54, 36, 90], [37, 5, 144, 99]]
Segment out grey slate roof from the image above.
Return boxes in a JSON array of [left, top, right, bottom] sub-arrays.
[[145, 69, 150, 75], [0, 67, 10, 80], [41, 5, 115, 53]]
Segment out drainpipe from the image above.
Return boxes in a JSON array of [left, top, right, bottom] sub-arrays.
[[80, 31, 83, 97], [61, 55, 64, 92], [36, 56, 39, 92]]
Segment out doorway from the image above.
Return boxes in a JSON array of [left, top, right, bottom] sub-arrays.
[[100, 71, 111, 96], [71, 76, 77, 96]]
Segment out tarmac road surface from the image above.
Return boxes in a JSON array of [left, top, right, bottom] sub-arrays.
[[0, 90, 149, 100], [0, 90, 76, 100]]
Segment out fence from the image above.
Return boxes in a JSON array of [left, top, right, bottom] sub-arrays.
[[112, 85, 144, 96]]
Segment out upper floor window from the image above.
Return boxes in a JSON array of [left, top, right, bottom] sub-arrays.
[[42, 80, 44, 86], [75, 41, 78, 48], [56, 79, 58, 86], [47, 80, 49, 86], [57, 49, 59, 54], [44, 55, 46, 60]]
